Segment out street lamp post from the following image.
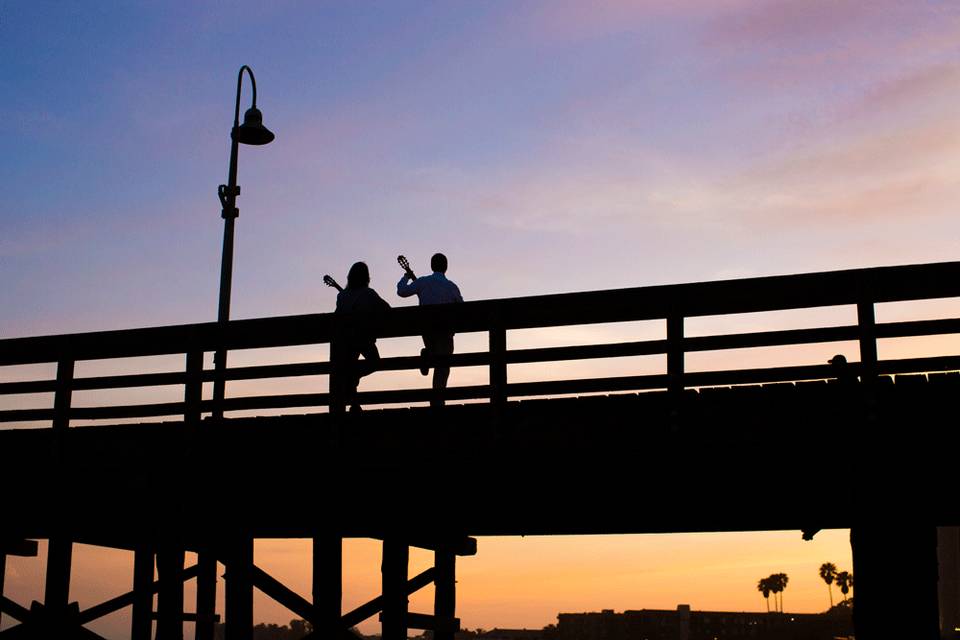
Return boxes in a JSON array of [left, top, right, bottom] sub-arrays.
[[213, 65, 274, 420], [208, 65, 274, 640]]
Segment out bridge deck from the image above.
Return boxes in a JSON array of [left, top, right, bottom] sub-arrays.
[[4, 261, 960, 639], [3, 374, 956, 544]]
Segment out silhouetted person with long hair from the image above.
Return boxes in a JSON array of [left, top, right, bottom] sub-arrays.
[[397, 252, 463, 407], [335, 261, 389, 412]]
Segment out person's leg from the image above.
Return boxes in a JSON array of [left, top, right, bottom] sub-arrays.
[[330, 341, 360, 413], [349, 343, 380, 412], [341, 345, 362, 409], [358, 343, 381, 379], [419, 335, 430, 376], [430, 334, 454, 407]]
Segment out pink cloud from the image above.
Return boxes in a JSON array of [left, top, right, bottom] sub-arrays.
[[698, 1, 960, 92], [704, 0, 892, 45], [846, 62, 960, 118], [505, 0, 751, 46]]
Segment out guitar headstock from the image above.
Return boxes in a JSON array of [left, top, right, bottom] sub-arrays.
[[397, 255, 415, 278], [323, 274, 342, 291]]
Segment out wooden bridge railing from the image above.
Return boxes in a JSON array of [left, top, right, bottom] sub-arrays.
[[2, 260, 960, 426]]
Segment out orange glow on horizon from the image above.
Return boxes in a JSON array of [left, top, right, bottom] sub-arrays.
[[1, 530, 853, 638]]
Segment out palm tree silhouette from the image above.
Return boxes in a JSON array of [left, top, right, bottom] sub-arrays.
[[819, 562, 838, 608], [757, 577, 772, 613], [777, 573, 789, 612], [768, 575, 781, 613], [836, 571, 853, 602], [766, 573, 789, 612]]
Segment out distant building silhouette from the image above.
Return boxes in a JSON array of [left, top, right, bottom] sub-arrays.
[[478, 628, 551, 640], [557, 605, 852, 640]]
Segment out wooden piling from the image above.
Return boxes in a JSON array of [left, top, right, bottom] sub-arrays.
[[156, 546, 185, 640], [381, 540, 409, 640], [195, 551, 217, 640], [225, 536, 254, 640], [131, 546, 155, 640], [434, 549, 456, 640], [313, 533, 342, 637]]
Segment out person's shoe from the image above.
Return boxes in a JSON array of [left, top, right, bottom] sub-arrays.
[[419, 348, 429, 376]]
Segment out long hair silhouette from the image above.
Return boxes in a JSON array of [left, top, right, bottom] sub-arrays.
[[347, 262, 370, 289]]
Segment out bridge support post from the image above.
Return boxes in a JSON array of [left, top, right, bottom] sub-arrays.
[[0, 551, 5, 629], [313, 533, 342, 638], [157, 546, 186, 640], [851, 524, 940, 639], [939, 527, 960, 639], [131, 545, 155, 640], [381, 540, 409, 640], [195, 550, 217, 640], [434, 549, 456, 640], [44, 535, 73, 630], [225, 536, 254, 640]]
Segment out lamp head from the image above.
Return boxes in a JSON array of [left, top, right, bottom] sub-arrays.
[[233, 106, 275, 145]]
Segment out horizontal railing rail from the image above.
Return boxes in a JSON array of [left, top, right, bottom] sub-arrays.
[[2, 260, 960, 427]]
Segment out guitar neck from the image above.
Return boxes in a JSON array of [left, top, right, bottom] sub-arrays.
[[324, 276, 344, 292]]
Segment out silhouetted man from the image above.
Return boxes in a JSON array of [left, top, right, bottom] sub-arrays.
[[335, 261, 390, 412], [397, 253, 463, 406]]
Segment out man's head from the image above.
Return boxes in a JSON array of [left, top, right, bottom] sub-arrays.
[[347, 261, 370, 289], [431, 253, 448, 273]]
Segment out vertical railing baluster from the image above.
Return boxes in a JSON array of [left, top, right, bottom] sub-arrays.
[[185, 351, 203, 423], [329, 320, 345, 416], [489, 322, 507, 425], [666, 314, 684, 425], [212, 348, 227, 421], [857, 300, 878, 383], [52, 358, 74, 432]]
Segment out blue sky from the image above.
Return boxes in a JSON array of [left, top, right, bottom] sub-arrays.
[[5, 1, 960, 338]]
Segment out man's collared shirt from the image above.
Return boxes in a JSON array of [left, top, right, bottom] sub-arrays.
[[397, 272, 463, 305]]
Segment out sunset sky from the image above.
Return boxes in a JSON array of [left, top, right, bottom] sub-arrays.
[[3, 1, 960, 638]]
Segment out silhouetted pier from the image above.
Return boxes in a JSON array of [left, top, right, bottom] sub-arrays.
[[2, 261, 960, 640]]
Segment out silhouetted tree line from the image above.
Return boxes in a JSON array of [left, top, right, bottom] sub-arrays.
[[211, 623, 503, 640], [213, 619, 315, 640], [819, 562, 853, 609]]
